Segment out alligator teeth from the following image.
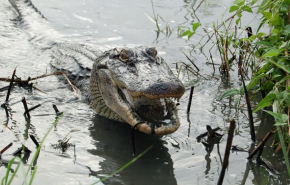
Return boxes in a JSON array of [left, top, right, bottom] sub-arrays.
[[120, 87, 178, 127], [165, 98, 174, 120]]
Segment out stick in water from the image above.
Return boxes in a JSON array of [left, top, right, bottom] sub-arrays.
[[240, 69, 255, 142], [0, 142, 13, 154], [5, 68, 17, 102], [22, 97, 31, 118], [187, 86, 194, 114], [217, 119, 236, 185]]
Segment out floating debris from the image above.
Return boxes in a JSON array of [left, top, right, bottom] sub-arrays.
[[231, 145, 248, 152], [196, 126, 221, 142], [51, 133, 74, 153]]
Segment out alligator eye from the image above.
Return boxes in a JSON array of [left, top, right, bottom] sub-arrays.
[[119, 49, 129, 62], [146, 47, 158, 58]]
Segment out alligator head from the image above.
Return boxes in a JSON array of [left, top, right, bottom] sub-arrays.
[[90, 46, 185, 135]]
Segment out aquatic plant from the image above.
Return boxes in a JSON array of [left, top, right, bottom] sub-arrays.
[[179, 0, 290, 177], [1, 114, 63, 185], [222, 0, 290, 176]]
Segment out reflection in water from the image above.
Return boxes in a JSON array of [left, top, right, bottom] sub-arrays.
[[87, 115, 177, 185]]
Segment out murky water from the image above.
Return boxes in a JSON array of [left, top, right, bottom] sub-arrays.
[[0, 0, 289, 184]]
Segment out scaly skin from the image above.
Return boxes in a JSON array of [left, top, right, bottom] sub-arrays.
[[89, 47, 185, 135], [9, 0, 185, 135]]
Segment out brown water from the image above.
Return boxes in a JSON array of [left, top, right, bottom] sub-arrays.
[[0, 0, 289, 184]]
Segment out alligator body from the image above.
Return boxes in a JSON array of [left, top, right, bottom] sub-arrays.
[[9, 0, 185, 135]]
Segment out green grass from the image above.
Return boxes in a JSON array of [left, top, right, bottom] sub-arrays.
[[1, 114, 63, 185], [1, 113, 152, 185]]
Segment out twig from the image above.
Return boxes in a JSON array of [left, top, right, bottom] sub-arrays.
[[217, 119, 236, 185], [201, 8, 247, 50], [62, 73, 79, 98], [195, 0, 205, 11], [222, 37, 230, 81], [256, 142, 264, 161], [240, 68, 255, 142], [24, 104, 41, 115], [0, 142, 13, 154], [187, 86, 195, 114], [30, 135, 39, 147], [238, 41, 244, 69], [0, 71, 74, 97], [5, 68, 17, 102], [0, 71, 65, 83], [22, 97, 31, 118], [32, 84, 47, 94], [53, 104, 60, 114], [3, 105, 9, 118], [209, 52, 216, 74], [181, 50, 200, 72], [247, 130, 275, 159], [53, 104, 63, 116], [213, 27, 225, 73]]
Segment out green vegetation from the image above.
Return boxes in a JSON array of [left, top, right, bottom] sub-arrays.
[[1, 114, 63, 185], [179, 0, 290, 177], [145, 0, 172, 37], [179, 22, 200, 40], [1, 113, 152, 185], [223, 0, 290, 176]]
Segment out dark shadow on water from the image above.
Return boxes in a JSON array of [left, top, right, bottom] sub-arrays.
[[242, 110, 290, 185], [87, 115, 177, 185]]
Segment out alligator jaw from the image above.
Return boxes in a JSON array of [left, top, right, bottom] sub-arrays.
[[91, 46, 185, 135], [120, 88, 181, 135]]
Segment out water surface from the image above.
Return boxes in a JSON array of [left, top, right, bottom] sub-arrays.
[[0, 0, 289, 184]]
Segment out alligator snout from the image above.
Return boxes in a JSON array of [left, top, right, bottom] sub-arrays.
[[145, 82, 185, 99]]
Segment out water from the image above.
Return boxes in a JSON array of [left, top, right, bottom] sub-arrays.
[[0, 0, 289, 184]]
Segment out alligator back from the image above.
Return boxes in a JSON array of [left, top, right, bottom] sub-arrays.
[[9, 0, 62, 48], [50, 43, 104, 102], [9, 0, 186, 136], [10, 0, 104, 102]]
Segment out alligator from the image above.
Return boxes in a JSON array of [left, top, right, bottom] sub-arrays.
[[9, 0, 185, 135]]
